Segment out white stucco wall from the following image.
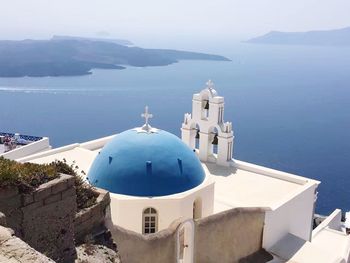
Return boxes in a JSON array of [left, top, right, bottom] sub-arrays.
[[2, 137, 51, 160], [263, 183, 317, 250], [79, 135, 115, 151], [109, 179, 214, 234], [312, 209, 343, 238]]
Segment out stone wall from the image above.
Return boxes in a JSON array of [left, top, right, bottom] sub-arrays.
[[110, 219, 182, 263], [110, 207, 271, 263], [194, 207, 271, 263], [74, 187, 111, 244], [0, 174, 77, 262], [0, 225, 55, 263]]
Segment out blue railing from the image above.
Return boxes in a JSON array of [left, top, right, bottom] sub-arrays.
[[0, 132, 43, 142]]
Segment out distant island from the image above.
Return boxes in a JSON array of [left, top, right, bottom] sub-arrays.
[[246, 27, 350, 46], [52, 35, 134, 46], [0, 36, 230, 77]]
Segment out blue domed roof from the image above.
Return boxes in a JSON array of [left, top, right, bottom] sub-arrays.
[[88, 129, 205, 197]]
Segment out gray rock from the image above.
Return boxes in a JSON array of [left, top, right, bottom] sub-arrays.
[[0, 226, 54, 263], [75, 244, 121, 263]]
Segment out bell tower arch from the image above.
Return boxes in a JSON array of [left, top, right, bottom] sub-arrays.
[[181, 80, 234, 166]]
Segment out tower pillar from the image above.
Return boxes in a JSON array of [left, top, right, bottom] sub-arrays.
[[198, 132, 210, 162], [181, 127, 195, 149], [217, 135, 234, 166]]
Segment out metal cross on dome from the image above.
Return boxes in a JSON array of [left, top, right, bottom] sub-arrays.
[[141, 105, 153, 126], [133, 105, 159, 133]]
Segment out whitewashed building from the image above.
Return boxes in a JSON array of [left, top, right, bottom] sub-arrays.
[[15, 81, 350, 263]]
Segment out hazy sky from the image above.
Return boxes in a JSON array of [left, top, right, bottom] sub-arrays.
[[1, 0, 350, 48]]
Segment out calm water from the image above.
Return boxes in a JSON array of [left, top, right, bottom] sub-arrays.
[[0, 43, 349, 215]]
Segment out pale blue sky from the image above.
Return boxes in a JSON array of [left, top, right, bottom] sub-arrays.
[[1, 0, 350, 47]]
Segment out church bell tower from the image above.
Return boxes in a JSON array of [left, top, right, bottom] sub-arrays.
[[181, 80, 234, 166]]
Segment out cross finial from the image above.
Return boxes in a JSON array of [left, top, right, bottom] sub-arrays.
[[133, 106, 159, 133], [206, 79, 214, 90], [141, 105, 153, 126]]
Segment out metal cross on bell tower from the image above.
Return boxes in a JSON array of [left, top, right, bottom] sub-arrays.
[[206, 79, 215, 90]]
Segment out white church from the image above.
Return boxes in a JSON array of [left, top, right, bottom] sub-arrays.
[[4, 81, 350, 263]]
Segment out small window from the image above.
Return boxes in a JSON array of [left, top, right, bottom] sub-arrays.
[[143, 207, 158, 234]]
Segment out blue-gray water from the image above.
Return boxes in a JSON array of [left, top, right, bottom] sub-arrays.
[[0, 43, 349, 215]]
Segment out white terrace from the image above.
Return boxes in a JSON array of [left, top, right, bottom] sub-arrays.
[[16, 133, 316, 212]]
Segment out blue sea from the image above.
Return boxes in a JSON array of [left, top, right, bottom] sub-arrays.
[[0, 43, 349, 215]]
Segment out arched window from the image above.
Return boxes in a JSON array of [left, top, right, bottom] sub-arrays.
[[143, 207, 158, 234]]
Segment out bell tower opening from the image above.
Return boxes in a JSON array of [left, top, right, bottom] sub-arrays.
[[210, 127, 219, 155], [202, 99, 209, 119], [195, 125, 200, 149]]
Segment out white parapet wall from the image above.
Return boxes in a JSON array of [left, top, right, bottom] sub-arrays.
[[17, 143, 80, 163], [312, 209, 343, 238], [232, 158, 320, 250], [311, 209, 350, 262], [17, 134, 116, 163], [262, 182, 317, 250], [1, 137, 51, 160], [233, 159, 310, 185], [80, 135, 115, 151]]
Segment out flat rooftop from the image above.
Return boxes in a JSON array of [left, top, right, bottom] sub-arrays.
[[17, 135, 115, 174], [17, 134, 319, 211], [268, 230, 350, 263], [28, 146, 98, 174], [203, 162, 317, 213]]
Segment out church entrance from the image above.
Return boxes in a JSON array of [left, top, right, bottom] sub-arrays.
[[177, 219, 194, 263]]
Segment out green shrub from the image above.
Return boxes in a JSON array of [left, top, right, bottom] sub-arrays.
[[0, 157, 98, 211], [0, 156, 58, 192], [53, 159, 98, 210]]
